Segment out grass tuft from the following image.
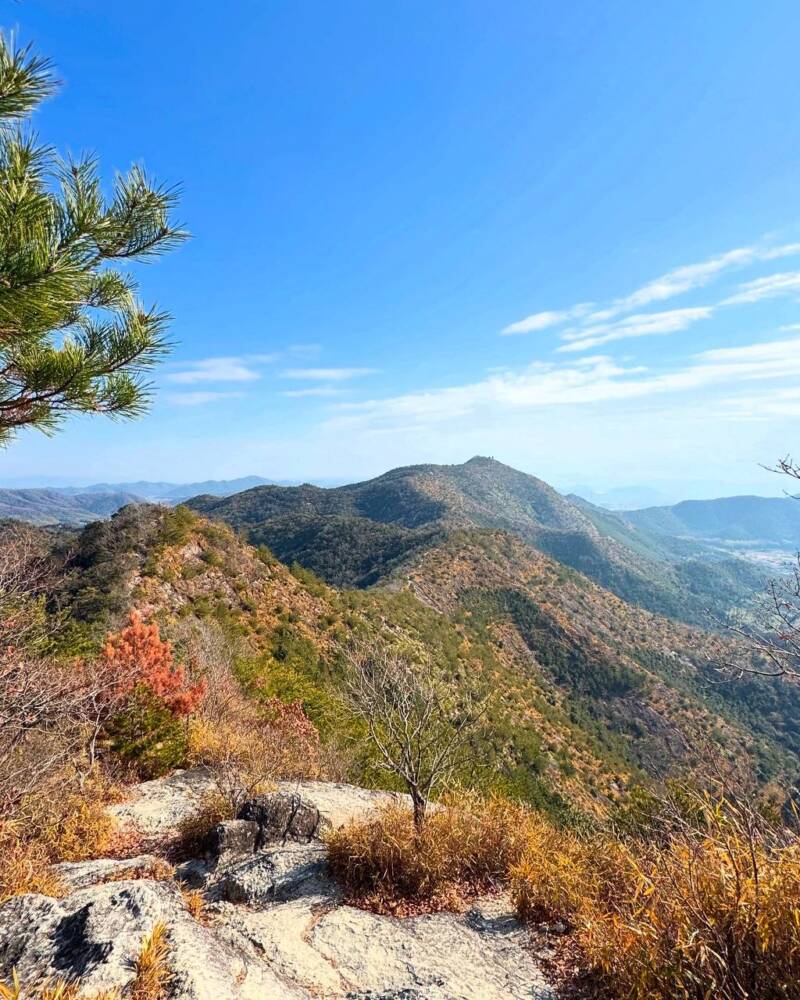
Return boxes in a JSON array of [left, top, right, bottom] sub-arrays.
[[130, 922, 172, 1000]]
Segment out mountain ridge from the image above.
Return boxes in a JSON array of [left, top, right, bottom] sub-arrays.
[[187, 456, 766, 624]]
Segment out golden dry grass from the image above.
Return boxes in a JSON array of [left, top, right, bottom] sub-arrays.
[[0, 974, 120, 999], [0, 767, 127, 902], [180, 887, 207, 922], [327, 791, 533, 914], [510, 799, 800, 999], [0, 822, 64, 903], [129, 923, 172, 1000]]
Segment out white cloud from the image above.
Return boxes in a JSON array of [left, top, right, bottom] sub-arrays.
[[325, 335, 800, 432], [501, 304, 592, 335], [167, 357, 263, 384], [558, 307, 712, 353], [501, 240, 800, 336], [167, 391, 244, 406], [280, 367, 379, 381], [281, 387, 346, 398], [722, 271, 800, 305]]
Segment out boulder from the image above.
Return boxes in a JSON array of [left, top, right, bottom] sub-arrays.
[[207, 819, 260, 857], [216, 844, 335, 907], [237, 792, 321, 846]]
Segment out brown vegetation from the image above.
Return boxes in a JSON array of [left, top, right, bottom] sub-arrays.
[[330, 786, 800, 999], [327, 792, 531, 914]]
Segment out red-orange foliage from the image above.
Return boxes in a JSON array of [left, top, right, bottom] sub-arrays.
[[101, 612, 205, 717]]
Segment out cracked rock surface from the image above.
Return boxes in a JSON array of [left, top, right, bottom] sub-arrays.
[[0, 769, 556, 999]]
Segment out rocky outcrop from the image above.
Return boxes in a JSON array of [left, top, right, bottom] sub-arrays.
[[0, 769, 555, 999], [106, 769, 407, 839], [238, 792, 321, 846]]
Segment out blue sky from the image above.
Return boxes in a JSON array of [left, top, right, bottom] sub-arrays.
[[3, 0, 800, 497]]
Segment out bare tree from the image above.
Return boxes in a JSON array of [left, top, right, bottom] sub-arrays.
[[342, 642, 488, 827], [723, 456, 800, 682], [0, 525, 135, 809], [725, 566, 800, 681]]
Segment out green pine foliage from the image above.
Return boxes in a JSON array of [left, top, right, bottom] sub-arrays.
[[0, 35, 186, 444]]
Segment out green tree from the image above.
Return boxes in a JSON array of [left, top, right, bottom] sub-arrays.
[[0, 36, 187, 445]]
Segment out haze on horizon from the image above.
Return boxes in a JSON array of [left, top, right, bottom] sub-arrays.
[[3, 2, 799, 501]]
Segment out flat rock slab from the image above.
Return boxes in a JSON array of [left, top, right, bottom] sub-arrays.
[[52, 854, 168, 890], [0, 880, 303, 1000], [313, 900, 555, 1000], [107, 767, 217, 838], [3, 774, 556, 999], [108, 769, 406, 839], [221, 892, 555, 1000]]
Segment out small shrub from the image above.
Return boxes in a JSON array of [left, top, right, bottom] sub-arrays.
[[105, 689, 189, 778], [181, 887, 207, 922], [0, 823, 64, 903], [327, 792, 532, 914]]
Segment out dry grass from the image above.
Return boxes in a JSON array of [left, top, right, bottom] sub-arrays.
[[0, 974, 120, 999], [0, 822, 65, 903], [180, 887, 207, 922], [327, 791, 532, 914], [174, 790, 235, 859], [0, 767, 127, 902], [510, 794, 800, 999], [129, 923, 172, 1000]]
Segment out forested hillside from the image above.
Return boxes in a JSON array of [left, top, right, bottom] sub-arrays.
[[189, 456, 766, 624], [21, 502, 798, 819]]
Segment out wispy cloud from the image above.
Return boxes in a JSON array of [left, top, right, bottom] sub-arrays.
[[167, 356, 266, 384], [558, 307, 712, 353], [501, 304, 593, 335], [166, 391, 244, 406], [281, 386, 346, 398], [167, 345, 321, 385], [501, 240, 800, 342], [325, 335, 800, 432], [280, 367, 379, 381], [722, 271, 800, 305]]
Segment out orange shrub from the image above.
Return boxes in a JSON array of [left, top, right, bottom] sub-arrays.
[[101, 612, 205, 717]]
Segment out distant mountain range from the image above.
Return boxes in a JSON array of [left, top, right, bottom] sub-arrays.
[[0, 488, 143, 526], [0, 477, 277, 524], [58, 476, 275, 503], [621, 495, 800, 548]]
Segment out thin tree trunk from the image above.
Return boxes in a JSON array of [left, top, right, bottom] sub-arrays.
[[411, 787, 427, 829]]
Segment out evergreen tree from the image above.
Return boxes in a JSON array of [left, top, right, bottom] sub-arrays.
[[0, 36, 187, 445]]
